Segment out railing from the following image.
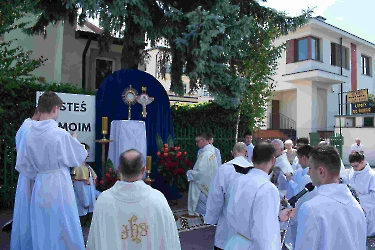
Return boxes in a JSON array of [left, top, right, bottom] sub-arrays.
[[268, 113, 296, 130]]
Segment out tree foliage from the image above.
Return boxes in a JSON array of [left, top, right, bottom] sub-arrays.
[[22, 0, 312, 102]]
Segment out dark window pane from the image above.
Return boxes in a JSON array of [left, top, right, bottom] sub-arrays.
[[96, 59, 113, 89], [297, 39, 308, 61], [364, 117, 374, 127], [311, 38, 319, 60]]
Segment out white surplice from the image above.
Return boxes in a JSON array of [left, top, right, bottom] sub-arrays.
[[15, 119, 88, 250], [187, 144, 218, 216], [275, 153, 293, 199], [225, 168, 281, 250], [295, 183, 367, 250], [344, 163, 375, 237], [11, 118, 35, 250], [86, 180, 181, 250], [284, 169, 318, 249], [205, 156, 253, 249]]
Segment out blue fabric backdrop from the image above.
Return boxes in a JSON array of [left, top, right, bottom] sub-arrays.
[[95, 69, 181, 200]]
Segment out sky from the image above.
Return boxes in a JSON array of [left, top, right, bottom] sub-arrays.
[[85, 0, 375, 44], [259, 0, 375, 44]]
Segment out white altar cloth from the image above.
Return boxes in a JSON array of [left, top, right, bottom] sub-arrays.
[[107, 120, 147, 175]]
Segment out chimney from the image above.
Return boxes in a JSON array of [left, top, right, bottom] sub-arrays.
[[315, 16, 327, 22]]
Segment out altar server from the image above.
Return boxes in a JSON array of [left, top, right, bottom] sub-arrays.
[[15, 91, 88, 250], [345, 153, 375, 237], [73, 143, 100, 227], [86, 149, 181, 250], [10, 108, 40, 250], [295, 145, 366, 250], [243, 131, 254, 164], [271, 139, 293, 198], [318, 140, 346, 178], [225, 142, 295, 250], [284, 145, 317, 248], [290, 138, 309, 171], [187, 133, 219, 216], [205, 142, 253, 250]]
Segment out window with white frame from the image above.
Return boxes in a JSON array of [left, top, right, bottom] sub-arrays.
[[331, 43, 349, 69], [361, 54, 371, 76], [95, 58, 114, 89]]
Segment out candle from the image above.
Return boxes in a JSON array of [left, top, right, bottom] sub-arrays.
[[146, 156, 152, 171], [102, 117, 108, 132]]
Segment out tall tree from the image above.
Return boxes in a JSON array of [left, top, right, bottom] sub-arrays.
[[18, 0, 312, 110]]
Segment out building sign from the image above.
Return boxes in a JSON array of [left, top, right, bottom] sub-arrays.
[[347, 89, 368, 103], [352, 102, 372, 114], [36, 92, 96, 162]]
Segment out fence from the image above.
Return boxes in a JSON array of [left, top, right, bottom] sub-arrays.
[[0, 126, 288, 209], [0, 135, 17, 209]]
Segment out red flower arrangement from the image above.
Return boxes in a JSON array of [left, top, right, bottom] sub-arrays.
[[97, 159, 120, 192], [156, 143, 193, 191]]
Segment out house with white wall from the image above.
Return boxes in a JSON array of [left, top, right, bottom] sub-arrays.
[[264, 16, 375, 164], [2, 17, 213, 104]]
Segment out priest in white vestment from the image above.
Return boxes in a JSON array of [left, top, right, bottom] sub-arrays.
[[271, 139, 293, 199], [318, 140, 346, 178], [10, 108, 40, 250], [345, 153, 375, 237], [197, 132, 222, 167], [86, 149, 181, 250], [205, 142, 253, 250], [295, 145, 367, 250], [187, 133, 219, 216], [225, 142, 295, 250], [15, 91, 87, 250]]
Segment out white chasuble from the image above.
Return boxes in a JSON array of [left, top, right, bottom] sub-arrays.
[[187, 144, 218, 216], [345, 163, 375, 237], [295, 184, 367, 250], [86, 181, 181, 250], [225, 168, 281, 250], [11, 118, 35, 250], [205, 156, 253, 249], [16, 119, 88, 250]]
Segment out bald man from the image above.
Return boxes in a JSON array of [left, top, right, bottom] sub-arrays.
[[205, 142, 253, 250], [86, 149, 181, 250]]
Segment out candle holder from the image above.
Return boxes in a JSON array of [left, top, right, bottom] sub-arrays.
[[144, 170, 154, 186], [102, 130, 108, 140]]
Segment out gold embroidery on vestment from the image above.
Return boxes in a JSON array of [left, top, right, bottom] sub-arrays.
[[120, 215, 148, 244]]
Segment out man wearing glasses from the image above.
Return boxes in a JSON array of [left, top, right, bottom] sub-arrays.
[[187, 133, 219, 216]]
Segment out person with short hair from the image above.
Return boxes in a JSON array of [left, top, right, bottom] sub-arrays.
[[290, 137, 309, 171], [73, 143, 100, 227], [346, 152, 375, 238], [10, 108, 40, 249], [271, 139, 293, 199], [283, 144, 317, 248], [205, 142, 253, 250], [295, 145, 367, 249], [351, 138, 365, 155], [224, 142, 295, 249], [86, 149, 181, 250], [187, 133, 219, 216], [243, 131, 254, 164], [197, 132, 222, 166], [318, 140, 346, 178], [15, 91, 88, 249]]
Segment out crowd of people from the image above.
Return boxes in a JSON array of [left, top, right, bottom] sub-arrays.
[[6, 90, 375, 250]]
